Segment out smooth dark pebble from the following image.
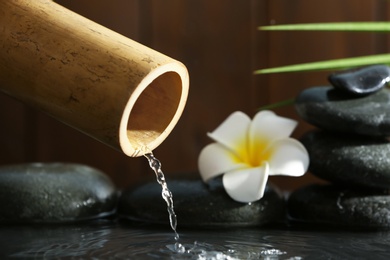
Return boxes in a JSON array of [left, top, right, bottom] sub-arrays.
[[118, 178, 285, 228], [328, 65, 390, 96], [0, 163, 118, 223], [295, 86, 390, 136], [300, 130, 390, 189], [288, 184, 390, 230]]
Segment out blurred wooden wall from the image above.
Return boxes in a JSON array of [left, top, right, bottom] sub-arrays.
[[0, 0, 388, 190]]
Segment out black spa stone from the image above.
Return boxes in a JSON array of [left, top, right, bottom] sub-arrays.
[[118, 178, 285, 228], [0, 163, 118, 223], [295, 86, 390, 136], [288, 184, 390, 230], [301, 130, 390, 189], [328, 65, 390, 96]]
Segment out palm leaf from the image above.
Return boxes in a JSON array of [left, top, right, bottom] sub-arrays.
[[256, 22, 390, 74], [257, 98, 294, 110], [260, 22, 390, 32], [255, 22, 390, 110], [254, 54, 390, 74]]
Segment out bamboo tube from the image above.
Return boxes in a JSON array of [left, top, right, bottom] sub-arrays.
[[0, 0, 189, 157]]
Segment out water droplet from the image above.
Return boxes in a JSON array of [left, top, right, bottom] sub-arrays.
[[337, 192, 345, 210], [227, 249, 236, 254], [174, 242, 186, 254]]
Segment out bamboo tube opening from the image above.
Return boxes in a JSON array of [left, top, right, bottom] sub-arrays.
[[120, 66, 187, 157]]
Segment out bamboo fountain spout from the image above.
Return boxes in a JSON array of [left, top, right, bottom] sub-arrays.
[[0, 0, 189, 157]]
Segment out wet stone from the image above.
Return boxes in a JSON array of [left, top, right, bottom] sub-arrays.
[[288, 184, 390, 230], [328, 65, 390, 96], [300, 130, 390, 189], [118, 178, 285, 228], [0, 163, 118, 223], [295, 86, 390, 136]]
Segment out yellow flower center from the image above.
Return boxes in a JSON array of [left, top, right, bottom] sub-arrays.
[[232, 136, 274, 167]]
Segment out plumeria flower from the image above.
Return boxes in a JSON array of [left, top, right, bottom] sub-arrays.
[[198, 110, 309, 203]]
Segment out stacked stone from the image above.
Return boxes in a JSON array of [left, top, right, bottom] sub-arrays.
[[289, 65, 390, 230]]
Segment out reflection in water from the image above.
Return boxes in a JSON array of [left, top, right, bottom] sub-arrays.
[[1, 220, 390, 259], [2, 221, 111, 258]]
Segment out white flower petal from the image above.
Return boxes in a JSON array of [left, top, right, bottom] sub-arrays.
[[198, 143, 247, 182], [222, 163, 269, 203], [267, 138, 309, 177], [207, 111, 251, 155], [250, 110, 298, 145]]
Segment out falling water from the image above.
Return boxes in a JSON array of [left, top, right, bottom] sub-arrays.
[[144, 152, 180, 242], [142, 152, 289, 258]]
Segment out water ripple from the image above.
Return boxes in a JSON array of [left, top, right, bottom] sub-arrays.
[[1, 221, 390, 259]]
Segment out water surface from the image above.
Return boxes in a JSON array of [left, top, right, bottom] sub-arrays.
[[1, 219, 390, 259]]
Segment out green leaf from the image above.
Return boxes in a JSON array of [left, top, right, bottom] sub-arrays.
[[260, 22, 390, 32], [254, 53, 390, 74], [257, 98, 294, 111]]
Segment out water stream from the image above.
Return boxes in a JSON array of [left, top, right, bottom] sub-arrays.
[[144, 152, 179, 240], [144, 152, 188, 255]]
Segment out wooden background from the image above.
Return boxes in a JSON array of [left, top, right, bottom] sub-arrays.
[[0, 0, 389, 190]]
